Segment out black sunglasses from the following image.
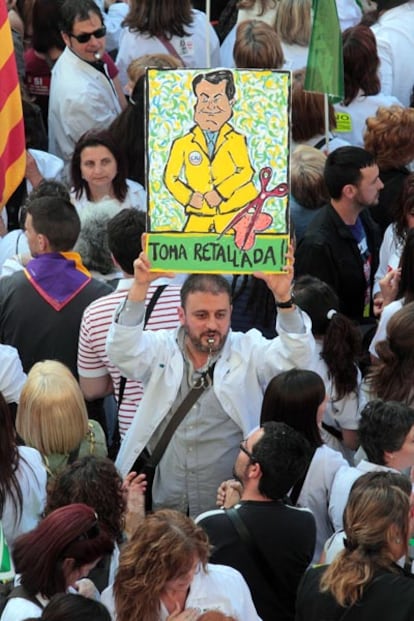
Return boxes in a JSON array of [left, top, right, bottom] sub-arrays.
[[69, 26, 106, 43]]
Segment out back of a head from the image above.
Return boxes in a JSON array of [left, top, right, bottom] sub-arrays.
[[39, 593, 111, 621], [107, 208, 145, 275], [320, 470, 410, 607], [32, 0, 65, 54], [234, 19, 284, 69], [26, 196, 80, 251], [293, 275, 339, 335], [127, 53, 181, 85], [252, 421, 313, 499], [275, 0, 311, 46], [358, 399, 414, 465], [123, 0, 193, 38], [323, 146, 376, 200], [342, 24, 380, 105], [16, 360, 88, 455], [386, 301, 414, 363], [292, 69, 336, 141], [261, 370, 325, 448], [290, 146, 328, 209], [74, 200, 120, 275], [364, 105, 414, 170], [180, 273, 231, 308], [45, 455, 125, 541]]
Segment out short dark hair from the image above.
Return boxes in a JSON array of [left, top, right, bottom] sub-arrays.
[[359, 399, 414, 465], [32, 0, 65, 54], [71, 130, 128, 203], [60, 0, 103, 33], [180, 274, 232, 308], [26, 196, 81, 251], [38, 593, 111, 621], [107, 209, 146, 275], [324, 146, 377, 199], [192, 70, 236, 101], [21, 180, 70, 229], [251, 421, 312, 499]]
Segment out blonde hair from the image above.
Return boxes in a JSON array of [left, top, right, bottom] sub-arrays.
[[364, 105, 414, 170], [320, 471, 410, 607], [126, 53, 181, 85], [275, 0, 311, 46], [291, 146, 328, 209], [114, 510, 210, 621], [234, 19, 284, 68], [16, 360, 88, 455]]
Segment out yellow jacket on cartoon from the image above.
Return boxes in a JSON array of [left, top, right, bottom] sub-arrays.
[[164, 122, 257, 233]]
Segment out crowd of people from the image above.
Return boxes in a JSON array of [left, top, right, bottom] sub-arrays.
[[2, 0, 414, 619]]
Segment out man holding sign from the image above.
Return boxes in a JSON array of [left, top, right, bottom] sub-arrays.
[[106, 247, 313, 515]]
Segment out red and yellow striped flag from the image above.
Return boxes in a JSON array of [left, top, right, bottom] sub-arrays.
[[0, 0, 26, 209]]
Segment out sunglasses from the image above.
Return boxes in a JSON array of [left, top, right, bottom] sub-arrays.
[[69, 26, 106, 43]]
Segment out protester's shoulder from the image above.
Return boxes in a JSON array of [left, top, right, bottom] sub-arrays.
[[0, 270, 27, 294], [82, 287, 127, 317], [85, 278, 113, 297]]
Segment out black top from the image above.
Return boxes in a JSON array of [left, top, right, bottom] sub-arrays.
[[197, 500, 316, 621], [296, 564, 414, 621], [295, 204, 381, 321]]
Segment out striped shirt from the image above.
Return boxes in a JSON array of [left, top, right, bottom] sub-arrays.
[[77, 278, 182, 436]]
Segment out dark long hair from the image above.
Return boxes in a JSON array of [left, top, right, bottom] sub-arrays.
[[0, 391, 23, 520], [293, 276, 361, 399], [342, 25, 380, 105], [123, 0, 193, 38], [109, 77, 146, 188], [261, 370, 325, 449], [396, 228, 414, 304], [71, 130, 128, 202]]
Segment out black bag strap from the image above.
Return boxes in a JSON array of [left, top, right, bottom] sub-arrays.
[[289, 447, 316, 506], [313, 136, 332, 150], [8, 585, 44, 610], [147, 363, 216, 469], [322, 421, 343, 442], [117, 285, 168, 411], [226, 507, 275, 589]]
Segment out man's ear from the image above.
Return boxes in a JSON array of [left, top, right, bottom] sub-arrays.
[[342, 183, 357, 200], [247, 461, 262, 481], [178, 306, 185, 325], [61, 31, 71, 47]]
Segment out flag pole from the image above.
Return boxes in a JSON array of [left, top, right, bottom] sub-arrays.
[[324, 93, 330, 153], [206, 0, 211, 68]]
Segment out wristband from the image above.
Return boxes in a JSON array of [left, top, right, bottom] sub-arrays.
[[275, 297, 294, 309]]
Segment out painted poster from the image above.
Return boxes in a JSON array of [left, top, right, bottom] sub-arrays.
[[145, 68, 290, 273]]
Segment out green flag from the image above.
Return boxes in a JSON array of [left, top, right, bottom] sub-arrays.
[[305, 0, 344, 103]]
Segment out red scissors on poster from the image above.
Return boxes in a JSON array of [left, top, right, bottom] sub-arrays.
[[218, 167, 288, 251]]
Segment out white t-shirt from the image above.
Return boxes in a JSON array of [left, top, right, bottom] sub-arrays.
[[116, 10, 221, 90], [2, 446, 47, 549]]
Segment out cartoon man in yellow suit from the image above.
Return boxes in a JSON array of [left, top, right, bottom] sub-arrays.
[[164, 69, 258, 234]]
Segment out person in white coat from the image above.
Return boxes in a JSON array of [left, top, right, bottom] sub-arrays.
[[106, 248, 313, 516], [48, 0, 123, 180], [115, 0, 220, 92]]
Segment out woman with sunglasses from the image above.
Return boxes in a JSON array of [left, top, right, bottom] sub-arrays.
[[70, 130, 146, 214], [0, 503, 114, 621]]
